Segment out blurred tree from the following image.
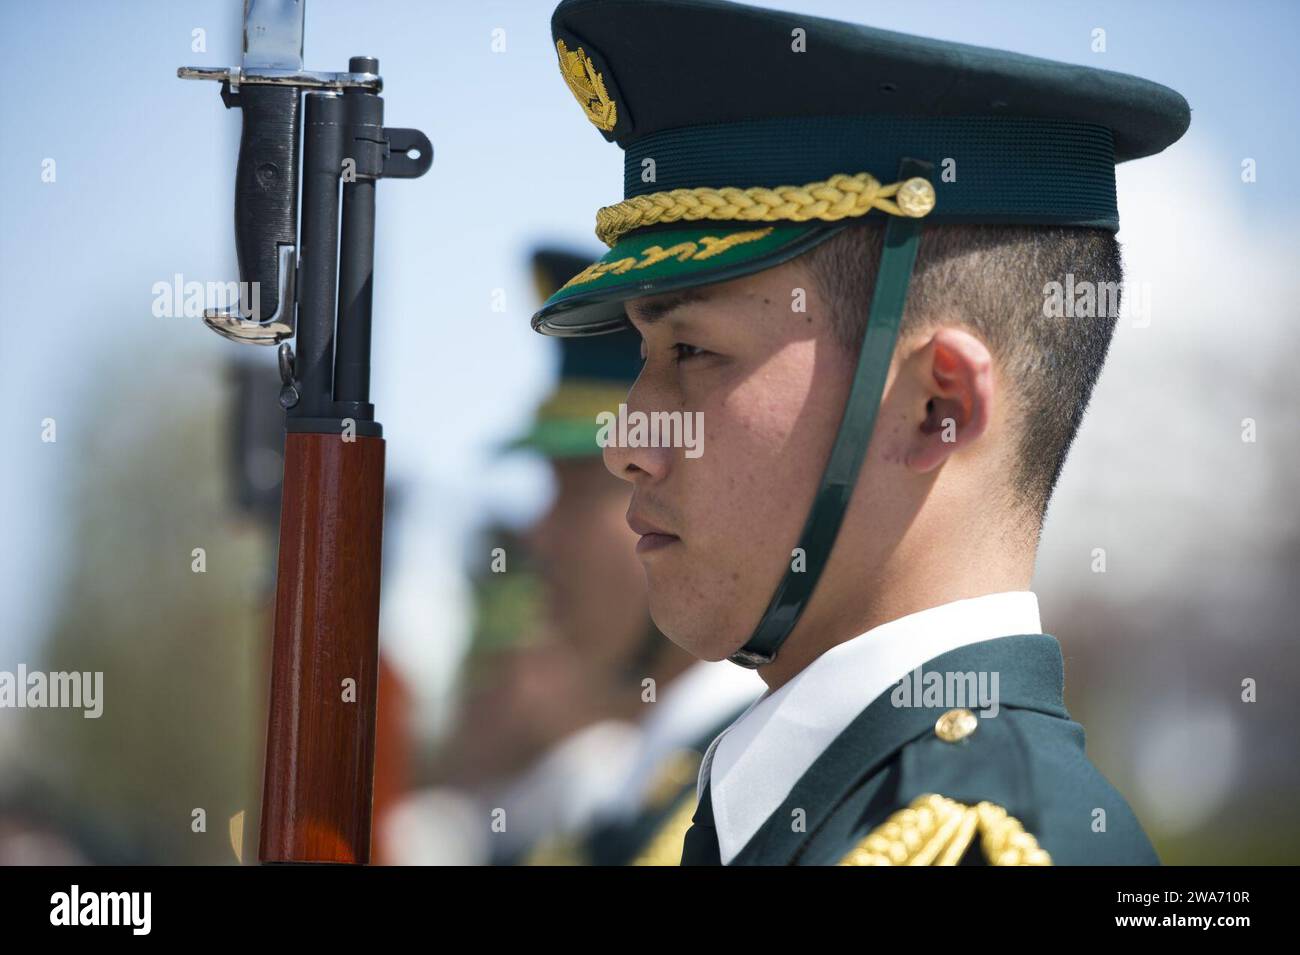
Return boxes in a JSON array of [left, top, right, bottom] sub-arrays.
[[22, 357, 267, 864]]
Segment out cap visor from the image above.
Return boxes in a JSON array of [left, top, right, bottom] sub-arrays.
[[532, 221, 845, 336]]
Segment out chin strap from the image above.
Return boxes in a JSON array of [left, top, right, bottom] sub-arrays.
[[728, 158, 933, 669]]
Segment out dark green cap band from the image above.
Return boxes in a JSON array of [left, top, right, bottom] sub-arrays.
[[625, 116, 1118, 230], [533, 114, 1122, 335]]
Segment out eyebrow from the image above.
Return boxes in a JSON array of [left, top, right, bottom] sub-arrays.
[[625, 286, 713, 325]]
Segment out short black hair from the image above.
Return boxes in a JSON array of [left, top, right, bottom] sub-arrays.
[[803, 222, 1123, 520]]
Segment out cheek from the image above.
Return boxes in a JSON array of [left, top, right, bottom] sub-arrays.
[[728, 360, 820, 450], [686, 344, 828, 539]]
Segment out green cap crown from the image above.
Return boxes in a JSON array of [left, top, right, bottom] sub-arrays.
[[534, 0, 1190, 336]]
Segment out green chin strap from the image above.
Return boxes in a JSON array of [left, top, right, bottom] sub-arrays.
[[728, 158, 933, 669]]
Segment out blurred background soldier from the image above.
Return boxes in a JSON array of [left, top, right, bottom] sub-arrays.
[[409, 248, 759, 865]]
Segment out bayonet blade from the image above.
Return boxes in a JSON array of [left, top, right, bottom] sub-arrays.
[[243, 0, 305, 70], [180, 0, 379, 92]]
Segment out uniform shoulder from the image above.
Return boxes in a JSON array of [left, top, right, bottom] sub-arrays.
[[826, 705, 1159, 866]]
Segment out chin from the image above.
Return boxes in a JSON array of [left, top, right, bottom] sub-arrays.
[[647, 589, 745, 663]]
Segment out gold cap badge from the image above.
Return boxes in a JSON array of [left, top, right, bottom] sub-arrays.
[[556, 39, 618, 132]]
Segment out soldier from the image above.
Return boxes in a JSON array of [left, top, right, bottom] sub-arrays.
[[531, 0, 1190, 865]]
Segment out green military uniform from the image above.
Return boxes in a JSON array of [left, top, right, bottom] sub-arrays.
[[529, 0, 1189, 865], [680, 636, 1155, 865]]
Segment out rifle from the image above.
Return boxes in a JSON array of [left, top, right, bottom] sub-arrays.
[[180, 0, 431, 864]]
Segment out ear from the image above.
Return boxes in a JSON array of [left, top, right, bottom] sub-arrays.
[[904, 327, 994, 473]]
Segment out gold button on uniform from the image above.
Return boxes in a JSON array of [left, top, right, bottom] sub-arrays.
[[935, 707, 978, 742]]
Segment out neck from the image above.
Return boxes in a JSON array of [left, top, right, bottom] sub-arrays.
[[756, 531, 1036, 691]]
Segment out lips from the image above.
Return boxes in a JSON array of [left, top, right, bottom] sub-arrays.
[[626, 508, 681, 555]]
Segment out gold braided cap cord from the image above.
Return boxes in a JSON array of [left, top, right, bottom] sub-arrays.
[[595, 172, 936, 246]]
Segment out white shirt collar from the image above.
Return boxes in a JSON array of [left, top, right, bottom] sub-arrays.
[[705, 591, 1043, 864]]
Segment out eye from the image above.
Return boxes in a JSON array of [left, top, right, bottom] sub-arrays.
[[673, 342, 708, 364]]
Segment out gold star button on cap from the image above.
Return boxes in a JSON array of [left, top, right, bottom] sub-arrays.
[[935, 708, 979, 743]]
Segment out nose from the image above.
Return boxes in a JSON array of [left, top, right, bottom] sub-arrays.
[[601, 374, 672, 485]]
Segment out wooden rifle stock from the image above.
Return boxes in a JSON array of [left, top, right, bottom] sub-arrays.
[[260, 432, 385, 863]]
